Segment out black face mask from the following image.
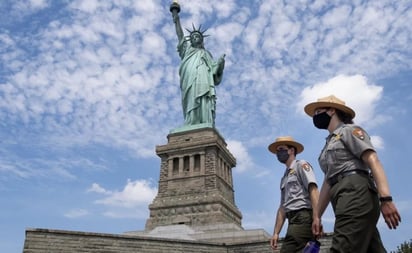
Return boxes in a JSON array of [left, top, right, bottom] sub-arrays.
[[276, 150, 289, 164], [313, 111, 331, 129]]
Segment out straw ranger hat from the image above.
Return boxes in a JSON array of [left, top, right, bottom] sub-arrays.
[[304, 94, 355, 119], [268, 136, 304, 154]]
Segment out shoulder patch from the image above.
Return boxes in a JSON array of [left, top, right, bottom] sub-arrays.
[[352, 128, 365, 140], [302, 163, 311, 172]]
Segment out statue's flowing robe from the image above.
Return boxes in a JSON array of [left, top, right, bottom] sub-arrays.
[[177, 39, 223, 125]]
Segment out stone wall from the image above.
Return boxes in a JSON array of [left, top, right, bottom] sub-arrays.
[[23, 228, 228, 253], [23, 228, 332, 253]]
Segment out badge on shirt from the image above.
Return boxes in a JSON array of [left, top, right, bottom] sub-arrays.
[[302, 163, 311, 172], [288, 169, 296, 175], [352, 128, 365, 140], [334, 134, 341, 141]]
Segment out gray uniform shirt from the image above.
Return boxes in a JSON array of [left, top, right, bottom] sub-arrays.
[[280, 159, 317, 212], [318, 123, 375, 180]]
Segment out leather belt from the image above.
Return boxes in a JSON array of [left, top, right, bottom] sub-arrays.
[[328, 169, 370, 187]]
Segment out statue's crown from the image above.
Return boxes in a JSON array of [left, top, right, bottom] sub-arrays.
[[186, 24, 209, 38]]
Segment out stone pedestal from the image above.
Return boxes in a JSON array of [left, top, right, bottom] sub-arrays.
[[145, 127, 242, 231]]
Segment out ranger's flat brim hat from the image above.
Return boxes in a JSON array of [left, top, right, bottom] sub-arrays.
[[268, 136, 304, 154], [304, 94, 356, 119]]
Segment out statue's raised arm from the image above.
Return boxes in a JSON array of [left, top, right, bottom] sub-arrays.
[[170, 0, 183, 42], [169, 1, 225, 128]]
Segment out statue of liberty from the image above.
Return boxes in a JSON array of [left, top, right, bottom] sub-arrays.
[[170, 1, 225, 127]]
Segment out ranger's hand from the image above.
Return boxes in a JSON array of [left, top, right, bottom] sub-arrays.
[[270, 233, 279, 250], [312, 217, 323, 239], [381, 201, 401, 229]]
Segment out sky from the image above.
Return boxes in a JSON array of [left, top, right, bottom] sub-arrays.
[[0, 0, 411, 252]]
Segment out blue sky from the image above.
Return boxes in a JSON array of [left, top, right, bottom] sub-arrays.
[[1, 0, 411, 252]]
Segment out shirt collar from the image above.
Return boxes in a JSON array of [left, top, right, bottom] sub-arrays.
[[325, 123, 345, 140]]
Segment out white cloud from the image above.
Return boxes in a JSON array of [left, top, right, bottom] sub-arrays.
[[88, 179, 157, 219], [30, 0, 48, 8], [227, 140, 254, 173], [254, 169, 271, 179], [14, 0, 49, 12], [322, 5, 352, 28], [370, 135, 384, 150], [93, 179, 157, 208], [88, 183, 108, 194], [298, 74, 384, 126], [73, 0, 99, 13], [242, 210, 273, 232], [0, 34, 14, 47]]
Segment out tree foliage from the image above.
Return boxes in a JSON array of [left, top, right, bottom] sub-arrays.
[[391, 239, 412, 253]]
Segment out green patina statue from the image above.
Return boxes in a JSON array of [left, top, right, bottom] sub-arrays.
[[170, 1, 225, 128]]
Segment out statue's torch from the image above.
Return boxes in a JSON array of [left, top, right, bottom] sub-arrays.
[[170, 0, 181, 18]]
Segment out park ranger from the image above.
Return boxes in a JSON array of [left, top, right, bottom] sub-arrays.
[[305, 94, 401, 253], [269, 136, 320, 253]]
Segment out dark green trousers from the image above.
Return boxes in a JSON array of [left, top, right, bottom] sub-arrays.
[[330, 173, 386, 253], [281, 209, 313, 253]]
